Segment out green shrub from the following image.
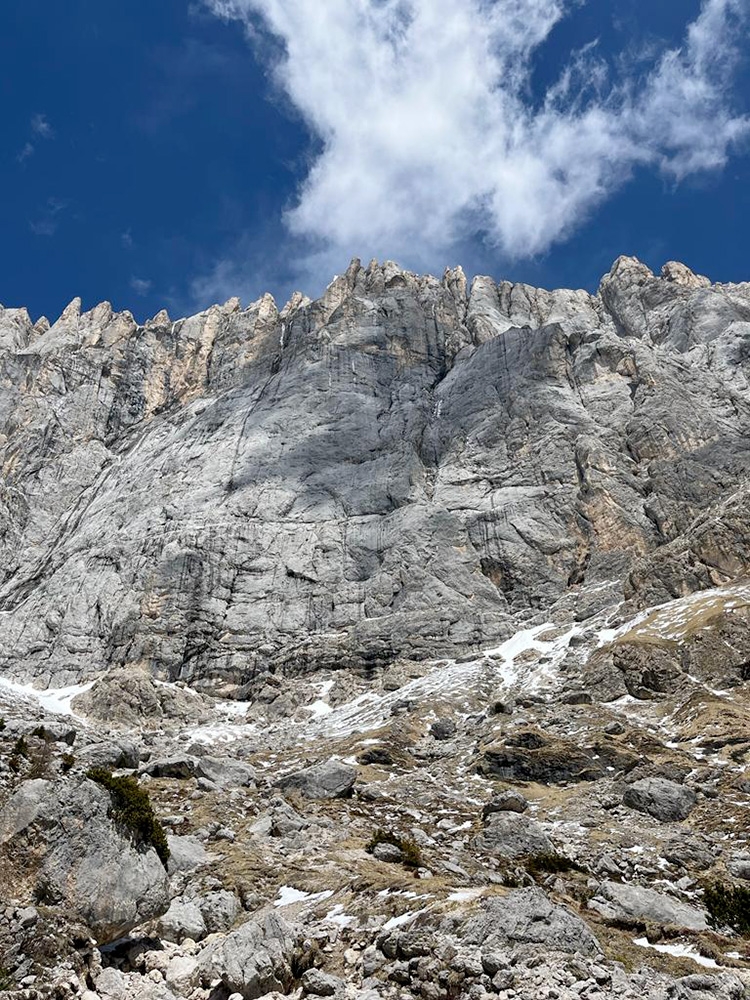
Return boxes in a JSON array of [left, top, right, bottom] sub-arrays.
[[12, 736, 28, 758], [60, 752, 75, 774], [87, 767, 170, 867], [525, 852, 583, 878], [0, 717, 6, 732], [366, 829, 422, 869], [704, 882, 750, 936]]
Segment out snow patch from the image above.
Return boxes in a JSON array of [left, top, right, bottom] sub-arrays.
[[633, 937, 719, 968], [0, 677, 94, 718]]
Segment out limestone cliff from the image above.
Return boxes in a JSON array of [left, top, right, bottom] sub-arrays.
[[1, 256, 750, 690]]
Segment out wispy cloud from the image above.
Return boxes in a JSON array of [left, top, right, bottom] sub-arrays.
[[199, 0, 749, 292], [30, 113, 54, 139], [16, 142, 35, 164], [17, 113, 56, 164], [29, 197, 68, 237], [130, 276, 154, 296], [121, 229, 134, 249]]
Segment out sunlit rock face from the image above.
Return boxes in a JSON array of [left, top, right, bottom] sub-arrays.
[[1, 256, 750, 690]]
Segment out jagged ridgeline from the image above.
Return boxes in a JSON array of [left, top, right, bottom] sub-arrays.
[[1, 257, 750, 690]]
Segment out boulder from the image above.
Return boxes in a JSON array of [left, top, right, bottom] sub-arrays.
[[588, 881, 708, 930], [622, 777, 697, 822], [482, 791, 528, 817], [158, 898, 207, 943], [77, 739, 140, 770], [301, 968, 344, 996], [461, 888, 599, 954], [197, 911, 298, 999], [275, 759, 357, 799], [430, 719, 457, 741], [200, 889, 242, 934], [194, 755, 255, 789], [0, 777, 169, 942], [141, 755, 196, 779], [72, 667, 211, 726], [727, 854, 750, 881], [474, 812, 554, 859]]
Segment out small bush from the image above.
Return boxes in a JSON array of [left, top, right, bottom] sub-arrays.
[[31, 725, 47, 740], [87, 767, 170, 867], [60, 752, 75, 774], [366, 829, 422, 869], [0, 717, 6, 732], [12, 736, 28, 758], [525, 852, 584, 878], [704, 882, 750, 936]]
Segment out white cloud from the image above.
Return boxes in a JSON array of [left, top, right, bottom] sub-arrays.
[[30, 113, 54, 139], [130, 277, 154, 296], [29, 197, 68, 237], [17, 142, 35, 163], [200, 0, 749, 288]]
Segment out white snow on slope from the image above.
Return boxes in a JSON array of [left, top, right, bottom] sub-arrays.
[[0, 677, 94, 717], [633, 937, 719, 969]]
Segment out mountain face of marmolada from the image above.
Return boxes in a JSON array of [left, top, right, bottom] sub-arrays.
[[2, 255, 750, 688], [1, 258, 750, 999]]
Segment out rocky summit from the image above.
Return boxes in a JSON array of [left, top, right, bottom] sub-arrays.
[[0, 256, 749, 1000]]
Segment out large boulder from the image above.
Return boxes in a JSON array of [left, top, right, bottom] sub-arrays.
[[588, 881, 708, 931], [72, 667, 211, 726], [460, 888, 599, 954], [158, 898, 207, 943], [275, 759, 357, 799], [622, 777, 697, 822], [197, 911, 299, 999], [195, 755, 255, 789], [0, 777, 169, 942], [474, 812, 554, 859]]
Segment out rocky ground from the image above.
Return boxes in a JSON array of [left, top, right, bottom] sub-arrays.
[[1, 579, 749, 1000]]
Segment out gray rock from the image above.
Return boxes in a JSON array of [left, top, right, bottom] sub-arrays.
[[197, 911, 298, 999], [588, 881, 708, 930], [430, 719, 457, 741], [372, 841, 403, 863], [482, 791, 528, 817], [623, 777, 697, 822], [727, 854, 750, 881], [73, 668, 211, 726], [194, 755, 255, 789], [166, 834, 213, 874], [77, 738, 141, 770], [0, 776, 169, 942], [461, 888, 599, 954], [474, 811, 554, 858], [301, 968, 344, 996], [275, 759, 357, 799], [200, 889, 242, 934], [141, 755, 196, 779], [158, 898, 207, 943]]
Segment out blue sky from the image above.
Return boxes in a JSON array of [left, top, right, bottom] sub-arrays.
[[1, 0, 748, 323]]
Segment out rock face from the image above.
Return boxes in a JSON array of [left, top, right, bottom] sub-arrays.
[[2, 257, 750, 690], [0, 777, 170, 942]]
